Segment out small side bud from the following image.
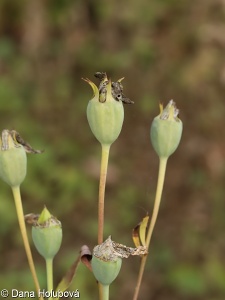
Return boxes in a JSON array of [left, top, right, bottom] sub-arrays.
[[32, 207, 62, 260], [150, 100, 183, 158]]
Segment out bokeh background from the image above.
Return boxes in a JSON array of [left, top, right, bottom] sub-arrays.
[[0, 0, 225, 299]]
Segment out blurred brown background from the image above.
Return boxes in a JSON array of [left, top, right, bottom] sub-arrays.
[[0, 0, 225, 299]]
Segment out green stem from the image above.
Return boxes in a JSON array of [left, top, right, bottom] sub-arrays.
[[98, 144, 110, 300], [98, 144, 110, 245], [98, 283, 103, 300], [12, 186, 43, 300], [132, 157, 168, 300], [102, 285, 109, 300], [46, 258, 54, 300]]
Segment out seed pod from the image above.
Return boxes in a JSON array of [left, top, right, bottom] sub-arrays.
[[0, 130, 27, 187], [150, 100, 183, 158], [92, 255, 122, 286], [91, 237, 122, 286], [32, 207, 62, 260], [85, 78, 124, 146]]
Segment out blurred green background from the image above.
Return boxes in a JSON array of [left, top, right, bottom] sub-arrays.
[[0, 0, 225, 299]]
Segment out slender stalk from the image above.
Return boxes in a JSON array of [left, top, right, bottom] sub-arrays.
[[133, 157, 168, 300], [46, 258, 54, 300], [98, 144, 110, 300], [98, 283, 103, 300], [98, 144, 110, 245], [102, 285, 109, 300], [12, 186, 43, 300]]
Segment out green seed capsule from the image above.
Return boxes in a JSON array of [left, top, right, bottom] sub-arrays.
[[0, 130, 27, 187], [32, 207, 62, 260], [85, 79, 124, 146], [150, 100, 183, 158], [92, 255, 122, 286], [91, 236, 122, 286]]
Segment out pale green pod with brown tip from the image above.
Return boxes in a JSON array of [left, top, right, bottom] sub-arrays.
[[86, 79, 124, 146], [0, 130, 27, 187], [91, 236, 122, 286], [150, 100, 183, 158]]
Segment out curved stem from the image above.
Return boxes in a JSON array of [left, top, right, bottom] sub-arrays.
[[46, 258, 53, 300], [145, 157, 168, 247], [133, 157, 168, 300], [98, 144, 110, 245], [12, 186, 43, 300]]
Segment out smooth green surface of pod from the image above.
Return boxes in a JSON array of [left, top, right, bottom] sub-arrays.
[[87, 99, 124, 146], [86, 79, 124, 146], [32, 225, 62, 260], [150, 116, 183, 158], [150, 100, 183, 158], [0, 146, 27, 187], [91, 255, 122, 286]]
